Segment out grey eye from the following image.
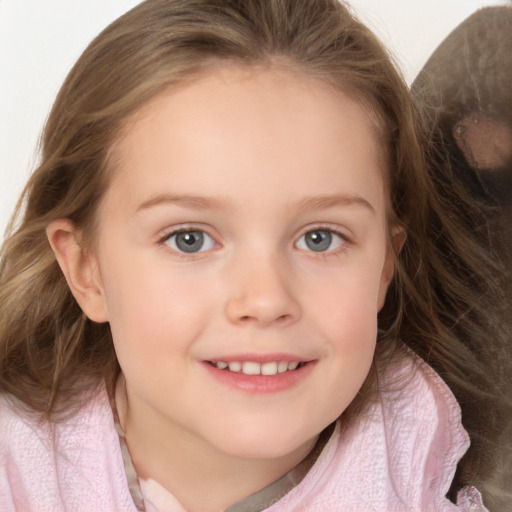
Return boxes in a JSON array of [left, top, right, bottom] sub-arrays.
[[296, 229, 344, 252], [165, 231, 215, 253]]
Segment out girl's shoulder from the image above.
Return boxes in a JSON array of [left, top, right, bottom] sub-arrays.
[[267, 349, 488, 511], [376, 351, 485, 506], [0, 387, 137, 512], [359, 350, 487, 510], [0, 386, 115, 453]]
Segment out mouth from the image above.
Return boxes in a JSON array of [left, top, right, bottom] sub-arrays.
[[206, 360, 308, 376], [202, 357, 316, 393]]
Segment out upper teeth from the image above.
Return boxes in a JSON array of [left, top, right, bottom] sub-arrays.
[[214, 361, 301, 376]]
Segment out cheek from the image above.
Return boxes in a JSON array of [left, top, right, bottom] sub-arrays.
[[99, 255, 213, 361], [307, 258, 385, 324], [325, 298, 378, 361], [305, 260, 383, 370]]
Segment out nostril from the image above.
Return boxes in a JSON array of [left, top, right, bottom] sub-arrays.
[[238, 313, 291, 324], [225, 294, 301, 326]]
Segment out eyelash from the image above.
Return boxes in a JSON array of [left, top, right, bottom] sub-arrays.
[[156, 224, 351, 259]]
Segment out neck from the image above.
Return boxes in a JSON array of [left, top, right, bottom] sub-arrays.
[[117, 377, 318, 512]]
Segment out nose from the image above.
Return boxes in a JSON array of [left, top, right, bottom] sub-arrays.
[[224, 254, 301, 327]]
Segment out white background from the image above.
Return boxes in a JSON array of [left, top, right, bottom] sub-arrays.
[[0, 0, 506, 237]]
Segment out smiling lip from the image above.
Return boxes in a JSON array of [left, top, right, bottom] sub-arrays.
[[201, 355, 316, 394]]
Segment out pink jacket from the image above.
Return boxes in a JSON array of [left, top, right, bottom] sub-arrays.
[[0, 353, 487, 511]]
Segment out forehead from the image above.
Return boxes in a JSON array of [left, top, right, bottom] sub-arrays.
[[105, 66, 387, 215]]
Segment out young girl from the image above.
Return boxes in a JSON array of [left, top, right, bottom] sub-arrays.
[[0, 0, 509, 510]]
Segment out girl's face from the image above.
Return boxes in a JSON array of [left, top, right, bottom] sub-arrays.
[[89, 67, 393, 460]]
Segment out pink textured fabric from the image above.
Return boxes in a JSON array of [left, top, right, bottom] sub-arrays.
[[0, 353, 488, 512], [263, 354, 488, 512]]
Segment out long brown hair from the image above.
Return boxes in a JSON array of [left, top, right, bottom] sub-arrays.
[[0, 0, 509, 505]]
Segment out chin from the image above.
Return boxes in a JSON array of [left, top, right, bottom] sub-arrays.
[[207, 421, 321, 461]]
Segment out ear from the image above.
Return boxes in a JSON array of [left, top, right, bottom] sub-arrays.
[[46, 219, 109, 323], [377, 227, 407, 311]]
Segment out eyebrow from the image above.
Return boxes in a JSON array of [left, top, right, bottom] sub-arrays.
[[136, 193, 231, 212], [298, 194, 376, 214], [136, 192, 375, 214]]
